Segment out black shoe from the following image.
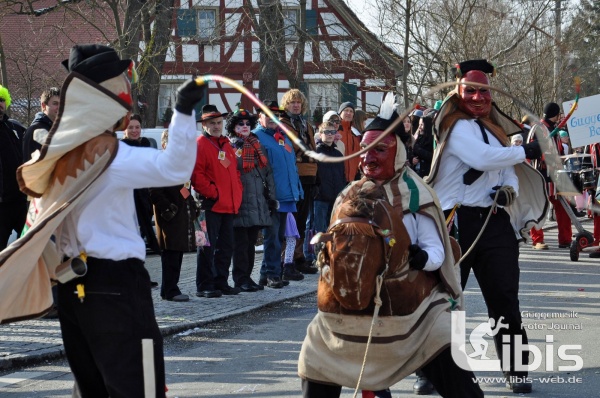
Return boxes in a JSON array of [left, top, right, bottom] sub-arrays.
[[295, 261, 318, 274], [590, 250, 600, 258], [506, 376, 532, 393], [165, 294, 189, 302], [219, 285, 241, 295], [250, 279, 264, 290], [558, 243, 571, 248], [237, 283, 259, 292], [195, 289, 222, 298], [150, 281, 159, 288], [43, 307, 59, 319], [264, 276, 284, 288], [413, 375, 435, 395], [282, 263, 304, 281]]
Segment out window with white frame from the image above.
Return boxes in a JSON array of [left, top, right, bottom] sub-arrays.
[[198, 9, 217, 39], [283, 9, 299, 39]]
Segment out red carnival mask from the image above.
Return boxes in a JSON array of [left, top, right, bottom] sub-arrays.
[[458, 70, 492, 118], [359, 130, 397, 182]]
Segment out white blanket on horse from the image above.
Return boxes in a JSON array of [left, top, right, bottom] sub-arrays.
[[298, 285, 453, 391]]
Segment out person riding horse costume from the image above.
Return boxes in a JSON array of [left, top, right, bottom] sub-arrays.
[[298, 94, 484, 397]]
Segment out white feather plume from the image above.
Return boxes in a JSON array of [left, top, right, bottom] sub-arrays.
[[378, 92, 397, 120]]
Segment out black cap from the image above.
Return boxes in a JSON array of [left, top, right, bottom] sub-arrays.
[[364, 111, 399, 132], [543, 102, 561, 119], [200, 104, 228, 121], [256, 100, 281, 114], [62, 44, 131, 83], [451, 59, 496, 79]]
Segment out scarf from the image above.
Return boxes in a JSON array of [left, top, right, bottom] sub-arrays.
[[238, 134, 267, 172]]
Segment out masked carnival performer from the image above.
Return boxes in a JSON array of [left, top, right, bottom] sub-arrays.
[[425, 59, 548, 394], [298, 93, 484, 398], [526, 103, 572, 250], [0, 44, 206, 397]]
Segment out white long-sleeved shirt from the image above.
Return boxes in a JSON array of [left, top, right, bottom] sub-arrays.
[[433, 119, 526, 210], [403, 212, 444, 272], [58, 110, 198, 261]]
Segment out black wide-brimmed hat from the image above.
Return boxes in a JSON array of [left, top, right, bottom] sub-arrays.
[[62, 44, 131, 84], [200, 104, 228, 121], [451, 59, 496, 79], [225, 107, 258, 134], [256, 100, 282, 114]]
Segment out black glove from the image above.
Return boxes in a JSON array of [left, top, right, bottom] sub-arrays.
[[489, 185, 516, 207], [408, 244, 428, 271], [522, 140, 541, 160], [160, 203, 178, 221], [175, 78, 207, 115], [268, 199, 280, 211]]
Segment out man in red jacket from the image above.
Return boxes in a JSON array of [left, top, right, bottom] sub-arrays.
[[192, 104, 243, 297]]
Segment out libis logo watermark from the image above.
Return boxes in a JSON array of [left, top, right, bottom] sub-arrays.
[[450, 311, 583, 372]]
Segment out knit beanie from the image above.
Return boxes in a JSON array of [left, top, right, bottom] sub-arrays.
[[543, 102, 560, 119], [338, 101, 355, 115]]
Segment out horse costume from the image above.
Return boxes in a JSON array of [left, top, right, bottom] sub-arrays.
[[298, 133, 463, 391]]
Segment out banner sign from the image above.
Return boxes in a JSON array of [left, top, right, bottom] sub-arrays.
[[562, 94, 600, 148]]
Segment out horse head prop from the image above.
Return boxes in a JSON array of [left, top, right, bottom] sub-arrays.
[[314, 181, 441, 317]]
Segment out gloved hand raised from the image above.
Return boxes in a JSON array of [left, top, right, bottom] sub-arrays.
[[408, 244, 428, 271], [522, 140, 541, 160], [175, 78, 207, 116]]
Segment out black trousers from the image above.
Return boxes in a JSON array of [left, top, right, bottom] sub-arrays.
[[232, 225, 261, 286], [196, 210, 234, 291], [57, 257, 165, 398], [0, 200, 27, 250], [301, 347, 483, 398], [456, 205, 528, 376], [160, 249, 183, 299]]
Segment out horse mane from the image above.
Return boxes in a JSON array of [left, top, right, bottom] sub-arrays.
[[332, 181, 385, 237]]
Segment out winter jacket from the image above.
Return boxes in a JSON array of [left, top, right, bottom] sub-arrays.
[[315, 142, 347, 202], [149, 184, 197, 252], [279, 113, 318, 185], [339, 120, 362, 182], [254, 124, 303, 204], [412, 132, 434, 178], [191, 132, 243, 214], [229, 134, 276, 228], [0, 115, 26, 202], [23, 112, 52, 162]]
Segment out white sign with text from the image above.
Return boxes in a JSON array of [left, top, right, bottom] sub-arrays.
[[562, 93, 600, 148]]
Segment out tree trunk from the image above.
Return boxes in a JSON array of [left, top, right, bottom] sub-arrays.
[[257, 0, 283, 101], [136, 0, 174, 128]]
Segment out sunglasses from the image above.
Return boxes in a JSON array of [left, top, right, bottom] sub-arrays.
[[237, 121, 251, 127], [323, 130, 337, 135]]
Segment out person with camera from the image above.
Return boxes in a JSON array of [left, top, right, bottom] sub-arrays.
[[191, 104, 243, 298], [225, 106, 280, 291]]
